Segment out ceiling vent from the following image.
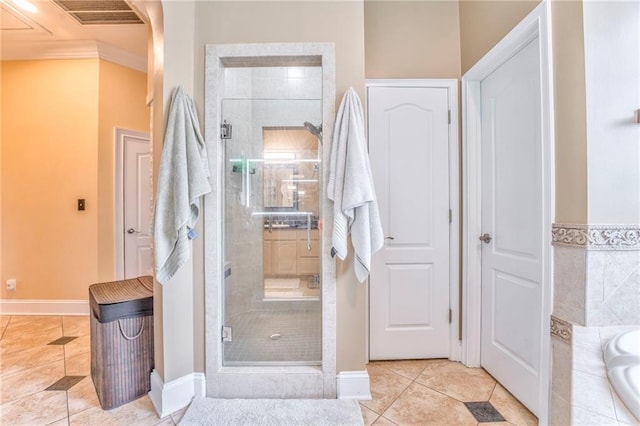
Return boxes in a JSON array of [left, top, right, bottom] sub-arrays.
[[53, 0, 144, 25]]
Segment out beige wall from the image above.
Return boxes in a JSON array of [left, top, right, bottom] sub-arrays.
[[458, 0, 590, 224], [1, 59, 99, 300], [551, 0, 587, 224], [459, 0, 540, 74], [1, 59, 149, 301], [97, 60, 150, 281], [365, 0, 461, 78]]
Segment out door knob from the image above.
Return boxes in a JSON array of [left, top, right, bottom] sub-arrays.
[[127, 228, 138, 234], [479, 233, 492, 244]]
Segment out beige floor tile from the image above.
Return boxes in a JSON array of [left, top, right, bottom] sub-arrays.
[[383, 382, 478, 426], [0, 316, 10, 335], [154, 417, 175, 425], [0, 359, 65, 404], [415, 359, 497, 402], [5, 316, 62, 335], [0, 344, 64, 378], [373, 416, 398, 425], [170, 405, 189, 424], [0, 390, 67, 426], [490, 383, 538, 426], [369, 359, 430, 381], [361, 364, 412, 414], [69, 395, 160, 426], [63, 316, 90, 337], [48, 418, 71, 426], [68, 376, 100, 416], [360, 403, 380, 425], [0, 326, 63, 355], [65, 352, 91, 376], [64, 335, 91, 359]]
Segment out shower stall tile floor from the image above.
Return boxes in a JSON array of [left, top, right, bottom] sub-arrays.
[[223, 310, 322, 365]]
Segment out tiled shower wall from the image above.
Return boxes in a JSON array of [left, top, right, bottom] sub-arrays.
[[550, 224, 640, 425]]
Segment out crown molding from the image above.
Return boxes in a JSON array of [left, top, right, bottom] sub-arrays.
[[1, 40, 146, 73], [552, 223, 640, 250]]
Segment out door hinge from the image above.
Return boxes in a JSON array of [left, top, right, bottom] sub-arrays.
[[222, 326, 233, 342], [220, 120, 232, 140], [448, 110, 451, 124], [449, 209, 452, 224], [449, 309, 452, 324]]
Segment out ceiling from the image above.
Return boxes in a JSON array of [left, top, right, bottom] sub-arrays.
[[1, 0, 148, 68]]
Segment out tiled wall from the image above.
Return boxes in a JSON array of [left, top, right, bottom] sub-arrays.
[[586, 250, 640, 326], [550, 224, 640, 425], [552, 224, 640, 327]]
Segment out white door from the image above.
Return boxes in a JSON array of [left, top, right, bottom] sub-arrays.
[[123, 132, 152, 279], [368, 86, 451, 360], [480, 38, 544, 415]]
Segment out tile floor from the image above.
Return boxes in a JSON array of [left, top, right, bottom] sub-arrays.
[[360, 359, 538, 426], [0, 315, 186, 425], [0, 315, 538, 425]]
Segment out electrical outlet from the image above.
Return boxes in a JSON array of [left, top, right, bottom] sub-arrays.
[[6, 279, 16, 291]]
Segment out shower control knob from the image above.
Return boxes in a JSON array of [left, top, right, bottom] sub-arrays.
[[479, 233, 492, 244]]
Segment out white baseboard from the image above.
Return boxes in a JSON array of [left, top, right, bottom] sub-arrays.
[[193, 372, 206, 397], [337, 370, 371, 400], [0, 299, 89, 316], [149, 370, 206, 418]]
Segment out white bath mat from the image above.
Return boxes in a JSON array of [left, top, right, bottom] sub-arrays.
[[179, 397, 364, 426], [264, 278, 300, 289]]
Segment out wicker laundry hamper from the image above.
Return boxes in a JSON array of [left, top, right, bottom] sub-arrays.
[[89, 275, 154, 410]]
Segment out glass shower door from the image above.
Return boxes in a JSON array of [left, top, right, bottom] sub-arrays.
[[220, 83, 323, 366]]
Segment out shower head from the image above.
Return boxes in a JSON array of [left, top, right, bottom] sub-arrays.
[[303, 122, 323, 138]]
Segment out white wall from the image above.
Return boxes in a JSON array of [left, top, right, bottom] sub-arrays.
[[583, 1, 640, 224]]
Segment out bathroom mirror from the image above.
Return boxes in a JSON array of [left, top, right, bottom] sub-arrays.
[[263, 156, 298, 210]]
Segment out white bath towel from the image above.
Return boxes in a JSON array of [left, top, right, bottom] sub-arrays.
[[328, 87, 384, 283], [152, 86, 211, 285]]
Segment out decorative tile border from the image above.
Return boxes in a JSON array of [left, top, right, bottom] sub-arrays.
[[550, 315, 573, 344], [552, 224, 640, 250]]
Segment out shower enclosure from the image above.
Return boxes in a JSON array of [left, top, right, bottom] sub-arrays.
[[205, 43, 336, 398], [222, 94, 323, 365]]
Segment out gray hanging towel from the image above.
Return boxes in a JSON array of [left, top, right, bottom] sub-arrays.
[[152, 86, 211, 285], [328, 87, 384, 283]]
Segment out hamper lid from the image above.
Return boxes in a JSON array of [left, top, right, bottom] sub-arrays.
[[89, 276, 153, 323]]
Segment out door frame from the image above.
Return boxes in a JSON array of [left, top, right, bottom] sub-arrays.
[[461, 1, 554, 421], [114, 127, 151, 280], [365, 79, 461, 362]]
